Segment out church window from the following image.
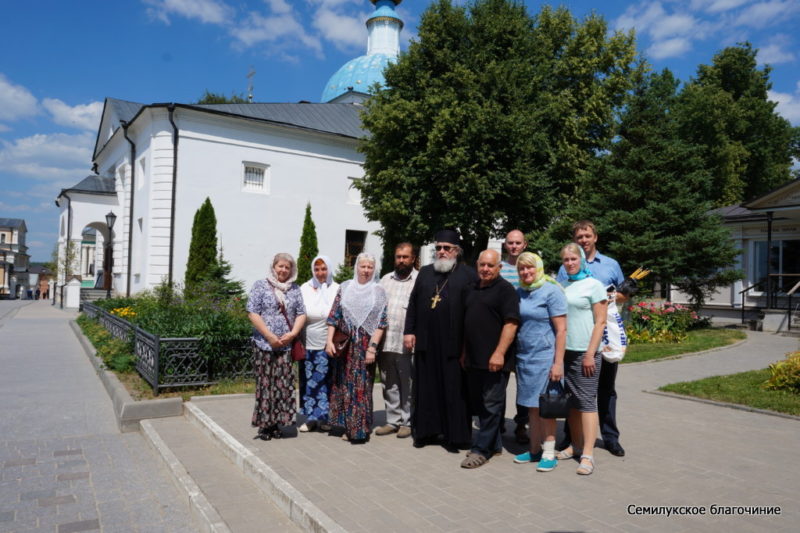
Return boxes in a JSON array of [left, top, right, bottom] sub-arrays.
[[243, 163, 270, 193]]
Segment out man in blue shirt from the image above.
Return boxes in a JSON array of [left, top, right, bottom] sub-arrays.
[[499, 229, 530, 444], [557, 220, 626, 457]]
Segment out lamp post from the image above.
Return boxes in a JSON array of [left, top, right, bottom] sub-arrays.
[[105, 211, 116, 299]]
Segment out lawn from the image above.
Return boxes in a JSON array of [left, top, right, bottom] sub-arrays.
[[659, 369, 800, 416], [624, 328, 746, 364]]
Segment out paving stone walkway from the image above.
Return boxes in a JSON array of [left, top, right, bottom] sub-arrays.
[[190, 330, 799, 533], [0, 301, 196, 533]]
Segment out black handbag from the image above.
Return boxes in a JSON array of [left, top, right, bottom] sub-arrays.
[[538, 381, 572, 419]]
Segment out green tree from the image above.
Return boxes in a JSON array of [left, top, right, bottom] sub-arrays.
[[185, 198, 219, 293], [676, 43, 797, 205], [566, 69, 741, 308], [358, 0, 638, 263], [195, 90, 249, 104], [296, 203, 319, 284], [333, 262, 354, 284]]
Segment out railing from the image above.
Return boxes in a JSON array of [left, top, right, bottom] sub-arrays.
[[739, 279, 766, 325], [81, 302, 253, 395], [787, 280, 800, 332]]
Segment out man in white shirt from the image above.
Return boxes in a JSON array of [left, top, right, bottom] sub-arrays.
[[375, 243, 419, 438]]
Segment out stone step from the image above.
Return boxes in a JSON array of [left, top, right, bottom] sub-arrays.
[[142, 415, 300, 533]]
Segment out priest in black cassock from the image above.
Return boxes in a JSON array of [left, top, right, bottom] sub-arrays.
[[404, 229, 477, 451]]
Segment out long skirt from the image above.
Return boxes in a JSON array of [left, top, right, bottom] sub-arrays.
[[328, 333, 375, 441], [300, 349, 331, 423], [251, 346, 296, 429]]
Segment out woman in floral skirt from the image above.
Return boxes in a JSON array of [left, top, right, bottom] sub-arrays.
[[247, 253, 306, 440], [325, 253, 387, 443]]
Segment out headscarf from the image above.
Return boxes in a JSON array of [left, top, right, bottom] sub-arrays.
[[518, 252, 560, 291], [341, 252, 387, 334], [310, 255, 334, 289], [307, 255, 337, 311], [266, 252, 297, 309], [562, 243, 592, 282]]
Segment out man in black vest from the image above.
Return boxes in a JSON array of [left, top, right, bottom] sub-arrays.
[[404, 229, 477, 451]]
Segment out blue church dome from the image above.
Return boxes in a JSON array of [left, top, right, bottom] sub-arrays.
[[321, 53, 394, 102]]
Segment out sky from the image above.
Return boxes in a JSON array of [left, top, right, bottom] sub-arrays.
[[1, 0, 799, 262]]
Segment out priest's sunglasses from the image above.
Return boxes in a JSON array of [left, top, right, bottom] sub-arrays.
[[434, 245, 455, 251]]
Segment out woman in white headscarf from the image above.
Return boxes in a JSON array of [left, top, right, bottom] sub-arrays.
[[298, 255, 339, 432], [247, 253, 306, 440], [325, 253, 388, 443]]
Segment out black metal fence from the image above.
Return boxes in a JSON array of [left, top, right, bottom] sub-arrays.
[[82, 302, 253, 395]]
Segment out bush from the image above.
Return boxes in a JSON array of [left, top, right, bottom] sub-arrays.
[[626, 301, 704, 344], [77, 314, 136, 373], [763, 351, 800, 394]]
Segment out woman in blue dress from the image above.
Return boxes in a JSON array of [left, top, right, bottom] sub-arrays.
[[513, 252, 567, 472]]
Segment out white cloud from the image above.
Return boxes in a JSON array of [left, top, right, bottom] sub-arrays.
[[144, 0, 233, 25], [757, 34, 796, 64], [0, 74, 38, 121], [649, 13, 700, 39], [614, 2, 666, 36], [734, 0, 800, 28], [265, 0, 293, 15], [41, 99, 103, 131], [0, 124, 10, 133], [648, 37, 694, 59], [691, 0, 753, 13], [769, 89, 800, 124], [0, 200, 52, 214], [312, 7, 368, 51], [0, 132, 94, 181], [233, 12, 322, 54]]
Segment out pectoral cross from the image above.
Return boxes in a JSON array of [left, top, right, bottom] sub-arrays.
[[431, 294, 442, 309]]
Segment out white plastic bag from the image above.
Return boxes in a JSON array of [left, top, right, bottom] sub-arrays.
[[602, 292, 627, 363]]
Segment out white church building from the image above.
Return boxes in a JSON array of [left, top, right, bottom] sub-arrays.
[[55, 0, 404, 301]]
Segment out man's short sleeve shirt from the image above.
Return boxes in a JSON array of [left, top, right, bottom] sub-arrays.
[[464, 277, 520, 371]]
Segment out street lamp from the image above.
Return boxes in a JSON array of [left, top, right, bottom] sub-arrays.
[[105, 211, 116, 299]]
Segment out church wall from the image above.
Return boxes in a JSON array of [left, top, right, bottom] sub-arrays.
[[168, 109, 382, 292]]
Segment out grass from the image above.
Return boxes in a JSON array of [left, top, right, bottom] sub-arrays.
[[659, 369, 800, 416], [624, 328, 746, 364]]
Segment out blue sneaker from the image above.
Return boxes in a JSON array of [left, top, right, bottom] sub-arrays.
[[513, 451, 543, 464], [536, 457, 558, 472]]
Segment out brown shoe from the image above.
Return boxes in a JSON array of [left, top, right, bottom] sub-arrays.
[[374, 424, 398, 436], [396, 426, 412, 438]]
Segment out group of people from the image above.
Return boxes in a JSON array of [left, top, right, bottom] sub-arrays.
[[245, 220, 628, 476]]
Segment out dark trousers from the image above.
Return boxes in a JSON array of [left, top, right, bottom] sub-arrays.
[[467, 369, 509, 458], [597, 360, 619, 444], [560, 359, 620, 446]]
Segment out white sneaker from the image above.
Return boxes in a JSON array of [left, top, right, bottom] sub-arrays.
[[299, 421, 316, 433]]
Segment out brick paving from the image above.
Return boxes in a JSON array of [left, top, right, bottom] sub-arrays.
[[191, 331, 799, 532], [0, 301, 196, 533]]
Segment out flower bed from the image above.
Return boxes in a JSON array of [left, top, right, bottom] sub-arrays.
[[626, 301, 705, 344], [85, 286, 254, 393]]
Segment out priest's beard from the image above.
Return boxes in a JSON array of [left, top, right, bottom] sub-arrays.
[[433, 257, 457, 273], [394, 264, 413, 278]]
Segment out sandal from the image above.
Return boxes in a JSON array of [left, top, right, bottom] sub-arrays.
[[460, 453, 489, 469], [556, 447, 577, 460], [577, 455, 594, 475]]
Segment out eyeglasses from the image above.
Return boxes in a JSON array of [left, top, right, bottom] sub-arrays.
[[435, 245, 455, 252]]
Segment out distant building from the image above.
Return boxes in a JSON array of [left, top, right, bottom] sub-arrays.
[[0, 218, 30, 298], [55, 1, 403, 301], [670, 178, 800, 331]]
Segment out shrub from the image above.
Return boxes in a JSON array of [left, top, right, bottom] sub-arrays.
[[626, 301, 704, 344], [763, 352, 800, 394], [76, 314, 136, 373]]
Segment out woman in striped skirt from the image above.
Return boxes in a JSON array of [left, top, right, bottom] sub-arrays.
[[557, 243, 608, 475]]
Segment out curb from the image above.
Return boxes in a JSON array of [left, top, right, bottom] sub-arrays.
[[69, 319, 183, 432], [184, 402, 345, 533], [645, 389, 800, 421], [140, 420, 231, 533]]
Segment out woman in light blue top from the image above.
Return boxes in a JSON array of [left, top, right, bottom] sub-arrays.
[[513, 252, 567, 472], [558, 243, 607, 475]]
